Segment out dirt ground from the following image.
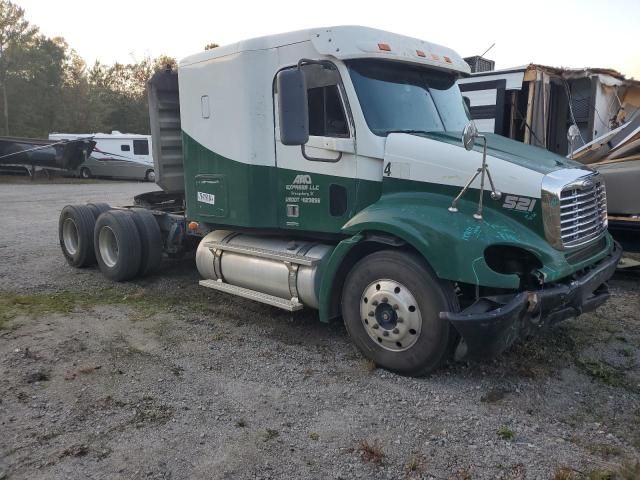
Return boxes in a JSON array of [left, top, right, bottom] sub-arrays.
[[0, 179, 639, 480]]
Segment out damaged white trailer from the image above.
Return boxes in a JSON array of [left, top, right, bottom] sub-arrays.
[[459, 63, 640, 255], [458, 63, 640, 156]]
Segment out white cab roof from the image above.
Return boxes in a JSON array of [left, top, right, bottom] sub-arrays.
[[180, 26, 470, 76]]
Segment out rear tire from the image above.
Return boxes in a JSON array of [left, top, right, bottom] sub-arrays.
[[341, 250, 456, 376], [94, 210, 142, 281], [80, 167, 91, 179], [87, 203, 111, 219], [59, 204, 98, 267], [128, 208, 163, 276]]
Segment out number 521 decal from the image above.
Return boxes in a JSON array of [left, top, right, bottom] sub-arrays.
[[502, 195, 537, 212]]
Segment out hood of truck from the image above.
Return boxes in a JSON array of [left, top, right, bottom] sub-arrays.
[[382, 132, 591, 201], [421, 131, 584, 174]]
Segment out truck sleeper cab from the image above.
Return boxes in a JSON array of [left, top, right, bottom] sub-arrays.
[[59, 26, 621, 376]]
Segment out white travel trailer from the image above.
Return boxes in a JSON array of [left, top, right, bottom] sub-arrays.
[[49, 131, 155, 181]]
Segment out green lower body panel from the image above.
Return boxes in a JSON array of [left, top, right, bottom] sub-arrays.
[[183, 132, 381, 234]]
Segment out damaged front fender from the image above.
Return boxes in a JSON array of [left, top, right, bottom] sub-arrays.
[[440, 242, 622, 360]]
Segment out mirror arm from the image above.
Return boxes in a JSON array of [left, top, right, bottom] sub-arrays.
[[448, 130, 502, 219]]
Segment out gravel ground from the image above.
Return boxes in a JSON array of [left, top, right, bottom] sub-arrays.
[[0, 179, 638, 480]]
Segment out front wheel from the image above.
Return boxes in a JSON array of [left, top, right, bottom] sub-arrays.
[[80, 167, 91, 179], [341, 250, 457, 376], [145, 169, 155, 182]]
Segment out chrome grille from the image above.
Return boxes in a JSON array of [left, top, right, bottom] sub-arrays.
[[559, 178, 607, 248], [541, 169, 608, 250]]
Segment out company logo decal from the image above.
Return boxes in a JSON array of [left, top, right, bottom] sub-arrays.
[[292, 174, 312, 185]]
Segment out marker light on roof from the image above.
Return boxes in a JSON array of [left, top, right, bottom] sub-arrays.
[[443, 56, 452, 63], [377, 43, 391, 51], [431, 53, 440, 61], [416, 50, 426, 57]]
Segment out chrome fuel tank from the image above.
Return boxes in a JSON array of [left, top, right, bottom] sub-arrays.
[[196, 231, 334, 309]]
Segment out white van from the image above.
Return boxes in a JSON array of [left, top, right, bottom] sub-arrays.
[[49, 131, 155, 181]]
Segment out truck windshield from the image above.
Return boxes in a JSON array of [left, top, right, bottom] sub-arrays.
[[346, 59, 470, 136]]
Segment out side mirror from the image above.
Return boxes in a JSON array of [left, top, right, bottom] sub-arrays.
[[462, 121, 478, 151], [277, 69, 309, 146], [463, 96, 471, 112], [567, 124, 581, 160]]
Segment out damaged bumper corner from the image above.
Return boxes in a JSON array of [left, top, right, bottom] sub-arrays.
[[440, 242, 623, 360]]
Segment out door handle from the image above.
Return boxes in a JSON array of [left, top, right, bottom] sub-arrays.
[[306, 136, 354, 153], [301, 144, 342, 162]]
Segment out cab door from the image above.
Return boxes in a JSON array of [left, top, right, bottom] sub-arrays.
[[274, 63, 357, 233]]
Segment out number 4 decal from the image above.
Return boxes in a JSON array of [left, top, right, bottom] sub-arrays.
[[383, 162, 391, 176]]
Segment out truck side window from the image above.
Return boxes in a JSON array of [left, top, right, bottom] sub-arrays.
[[133, 139, 149, 155], [307, 85, 349, 138], [121, 144, 131, 152]]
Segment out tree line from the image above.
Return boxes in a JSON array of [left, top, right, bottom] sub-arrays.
[[0, 0, 181, 138]]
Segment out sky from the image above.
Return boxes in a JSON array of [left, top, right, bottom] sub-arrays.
[[14, 0, 640, 78]]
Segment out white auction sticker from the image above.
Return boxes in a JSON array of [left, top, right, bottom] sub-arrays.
[[197, 191, 215, 205]]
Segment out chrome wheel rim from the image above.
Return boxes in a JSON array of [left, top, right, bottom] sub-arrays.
[[360, 279, 422, 352], [98, 226, 118, 268], [147, 171, 156, 182], [62, 218, 79, 256]]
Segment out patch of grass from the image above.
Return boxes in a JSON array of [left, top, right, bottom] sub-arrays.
[[617, 348, 633, 358], [454, 467, 472, 480], [553, 467, 580, 480], [0, 289, 211, 328], [357, 438, 385, 465], [77, 365, 102, 374], [618, 461, 640, 480], [501, 325, 577, 379], [576, 359, 626, 388], [0, 291, 81, 327], [59, 444, 89, 458], [131, 396, 174, 428], [362, 358, 377, 373], [586, 471, 614, 480], [262, 428, 279, 441], [586, 442, 622, 459], [497, 425, 514, 441], [481, 387, 509, 403], [404, 455, 425, 476], [308, 432, 319, 441], [25, 370, 49, 383], [552, 462, 640, 480]]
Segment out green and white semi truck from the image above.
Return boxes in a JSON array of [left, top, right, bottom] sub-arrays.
[[58, 26, 622, 376]]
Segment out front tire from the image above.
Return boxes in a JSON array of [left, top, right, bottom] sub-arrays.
[[80, 167, 91, 179], [341, 250, 456, 376], [145, 169, 155, 182]]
